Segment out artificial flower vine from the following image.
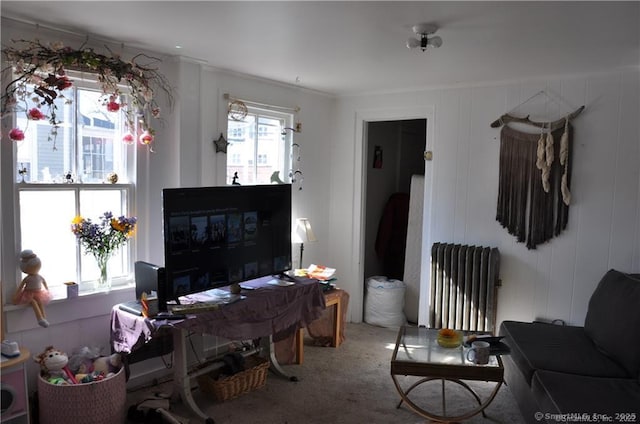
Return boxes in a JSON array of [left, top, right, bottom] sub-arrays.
[[1, 39, 173, 149]]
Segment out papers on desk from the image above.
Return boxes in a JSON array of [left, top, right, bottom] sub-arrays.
[[305, 264, 336, 281], [170, 289, 244, 314], [178, 288, 239, 305], [267, 278, 295, 286]]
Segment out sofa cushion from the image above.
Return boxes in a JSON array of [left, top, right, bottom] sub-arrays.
[[584, 269, 640, 378], [500, 321, 628, 385], [532, 370, 640, 414]]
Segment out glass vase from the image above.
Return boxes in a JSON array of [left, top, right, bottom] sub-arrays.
[[95, 253, 112, 291]]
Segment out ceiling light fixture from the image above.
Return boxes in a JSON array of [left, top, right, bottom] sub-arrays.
[[406, 23, 442, 51]]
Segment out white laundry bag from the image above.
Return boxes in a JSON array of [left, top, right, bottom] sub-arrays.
[[364, 276, 407, 328]]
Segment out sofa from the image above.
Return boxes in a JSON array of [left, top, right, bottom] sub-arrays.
[[499, 269, 640, 423]]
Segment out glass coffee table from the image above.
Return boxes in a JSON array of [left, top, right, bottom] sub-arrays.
[[390, 326, 504, 422]]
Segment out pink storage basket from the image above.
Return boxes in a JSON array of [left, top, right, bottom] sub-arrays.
[[37, 367, 126, 424]]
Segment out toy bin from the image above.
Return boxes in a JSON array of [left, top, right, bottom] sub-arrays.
[[37, 367, 126, 424]]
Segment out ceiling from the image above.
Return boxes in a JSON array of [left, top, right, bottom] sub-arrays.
[[1, 1, 639, 96]]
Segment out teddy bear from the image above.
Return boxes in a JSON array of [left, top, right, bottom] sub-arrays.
[[34, 346, 77, 384], [13, 249, 53, 328], [67, 346, 122, 380]]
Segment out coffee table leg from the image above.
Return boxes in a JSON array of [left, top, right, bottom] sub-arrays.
[[441, 379, 447, 416], [396, 377, 433, 408], [392, 375, 502, 422]]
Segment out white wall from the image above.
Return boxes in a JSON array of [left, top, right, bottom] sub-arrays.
[[330, 69, 640, 327]]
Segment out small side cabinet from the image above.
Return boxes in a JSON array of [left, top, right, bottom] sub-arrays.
[[1, 347, 31, 424]]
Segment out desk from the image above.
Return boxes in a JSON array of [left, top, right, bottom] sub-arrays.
[[111, 276, 325, 423]]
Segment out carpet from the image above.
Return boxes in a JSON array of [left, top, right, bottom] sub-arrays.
[[126, 322, 526, 424]]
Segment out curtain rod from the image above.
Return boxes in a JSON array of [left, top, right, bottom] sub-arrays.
[[223, 93, 300, 113]]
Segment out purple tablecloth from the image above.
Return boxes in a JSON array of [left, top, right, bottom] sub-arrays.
[[111, 276, 326, 353]]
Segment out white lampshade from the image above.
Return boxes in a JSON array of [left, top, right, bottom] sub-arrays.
[[295, 218, 317, 243]]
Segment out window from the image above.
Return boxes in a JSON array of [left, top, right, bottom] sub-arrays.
[[226, 107, 292, 185], [3, 77, 136, 298]]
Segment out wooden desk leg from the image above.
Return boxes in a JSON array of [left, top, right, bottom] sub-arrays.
[[296, 328, 304, 364], [332, 298, 341, 347], [323, 295, 342, 348], [293, 292, 343, 360]]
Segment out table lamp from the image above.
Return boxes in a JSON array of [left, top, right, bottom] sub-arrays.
[[295, 218, 316, 268]]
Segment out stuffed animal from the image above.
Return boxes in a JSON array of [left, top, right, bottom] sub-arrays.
[[92, 353, 122, 377], [68, 346, 122, 379], [34, 346, 77, 384], [13, 250, 53, 327]]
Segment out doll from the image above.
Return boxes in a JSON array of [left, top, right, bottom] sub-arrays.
[[13, 249, 52, 327]]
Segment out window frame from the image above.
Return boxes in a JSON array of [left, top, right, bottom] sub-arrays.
[[226, 106, 293, 186], [1, 74, 137, 301]]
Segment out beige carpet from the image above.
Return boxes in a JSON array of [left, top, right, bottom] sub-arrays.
[[126, 322, 526, 424]]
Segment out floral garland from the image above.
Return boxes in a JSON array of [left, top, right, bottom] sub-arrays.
[[1, 39, 173, 149]]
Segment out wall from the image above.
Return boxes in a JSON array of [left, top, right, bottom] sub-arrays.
[[329, 69, 640, 327]]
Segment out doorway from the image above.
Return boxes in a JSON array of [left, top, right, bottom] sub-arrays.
[[363, 119, 426, 324]]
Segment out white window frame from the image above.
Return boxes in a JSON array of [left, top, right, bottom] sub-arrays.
[[226, 106, 293, 185], [1, 74, 137, 302]]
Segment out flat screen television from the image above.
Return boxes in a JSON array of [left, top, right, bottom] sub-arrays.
[[161, 184, 292, 308]]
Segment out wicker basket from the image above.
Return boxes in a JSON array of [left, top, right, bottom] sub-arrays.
[[37, 367, 126, 424], [197, 355, 269, 402]]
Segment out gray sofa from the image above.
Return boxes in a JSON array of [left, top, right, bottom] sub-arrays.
[[499, 269, 640, 423]]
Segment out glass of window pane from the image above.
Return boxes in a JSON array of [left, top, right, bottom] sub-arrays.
[[227, 115, 256, 185], [15, 93, 73, 183], [19, 190, 77, 297], [256, 116, 284, 184], [77, 89, 126, 183], [79, 189, 130, 286]]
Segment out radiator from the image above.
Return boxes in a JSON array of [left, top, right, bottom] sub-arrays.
[[429, 243, 500, 334]]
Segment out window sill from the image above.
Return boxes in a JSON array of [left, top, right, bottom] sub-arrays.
[[4, 280, 136, 333]]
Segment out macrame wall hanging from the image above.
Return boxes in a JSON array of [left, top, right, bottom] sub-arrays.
[[491, 91, 584, 249]]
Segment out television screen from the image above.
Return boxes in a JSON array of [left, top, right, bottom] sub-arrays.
[[162, 184, 292, 303]]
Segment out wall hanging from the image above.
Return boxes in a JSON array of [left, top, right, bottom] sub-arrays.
[[491, 90, 585, 249]]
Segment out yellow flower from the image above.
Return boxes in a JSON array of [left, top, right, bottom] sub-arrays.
[[72, 215, 84, 225], [110, 218, 125, 232]]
